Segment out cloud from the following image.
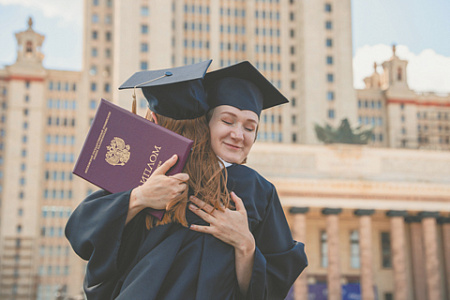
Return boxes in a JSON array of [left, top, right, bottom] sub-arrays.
[[0, 0, 82, 26], [353, 44, 450, 94]]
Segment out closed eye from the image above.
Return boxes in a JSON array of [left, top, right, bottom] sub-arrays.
[[221, 120, 232, 125]]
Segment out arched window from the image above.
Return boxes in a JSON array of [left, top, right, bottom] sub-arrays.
[[397, 67, 402, 81], [26, 41, 33, 53]]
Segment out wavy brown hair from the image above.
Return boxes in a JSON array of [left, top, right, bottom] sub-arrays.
[[144, 110, 231, 229]]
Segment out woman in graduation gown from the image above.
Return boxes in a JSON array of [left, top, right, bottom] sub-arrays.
[[65, 61, 307, 300]]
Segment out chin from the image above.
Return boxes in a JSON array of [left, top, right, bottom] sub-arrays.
[[222, 155, 242, 164]]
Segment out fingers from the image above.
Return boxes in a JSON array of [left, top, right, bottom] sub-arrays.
[[230, 191, 245, 212], [190, 196, 215, 214], [189, 204, 215, 223], [170, 173, 189, 182], [189, 224, 211, 233], [153, 154, 178, 176]]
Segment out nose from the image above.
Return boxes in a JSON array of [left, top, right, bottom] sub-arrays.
[[230, 126, 244, 141]]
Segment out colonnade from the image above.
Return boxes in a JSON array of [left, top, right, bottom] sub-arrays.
[[289, 207, 450, 300]]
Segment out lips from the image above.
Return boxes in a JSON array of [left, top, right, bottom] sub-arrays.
[[223, 142, 241, 150]]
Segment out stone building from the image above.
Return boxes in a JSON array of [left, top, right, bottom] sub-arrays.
[[82, 0, 357, 146], [356, 45, 450, 150], [247, 143, 450, 300], [0, 18, 82, 299]]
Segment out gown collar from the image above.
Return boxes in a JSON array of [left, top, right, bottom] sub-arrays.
[[217, 156, 233, 168]]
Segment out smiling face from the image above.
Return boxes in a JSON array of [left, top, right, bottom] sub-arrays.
[[208, 105, 259, 164]]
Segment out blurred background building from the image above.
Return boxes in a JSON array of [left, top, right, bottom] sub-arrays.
[[0, 0, 449, 299]]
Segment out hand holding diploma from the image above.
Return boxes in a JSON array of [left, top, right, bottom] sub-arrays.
[[126, 154, 189, 224]]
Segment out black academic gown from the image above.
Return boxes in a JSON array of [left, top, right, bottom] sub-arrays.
[[65, 164, 308, 300]]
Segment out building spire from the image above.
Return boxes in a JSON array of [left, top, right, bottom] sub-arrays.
[[373, 62, 378, 73], [28, 17, 33, 29], [392, 44, 396, 56]]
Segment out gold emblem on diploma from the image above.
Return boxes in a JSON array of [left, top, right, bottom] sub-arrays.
[[105, 137, 131, 166]]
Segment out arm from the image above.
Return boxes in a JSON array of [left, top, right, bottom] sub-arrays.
[[65, 155, 189, 285], [188, 192, 255, 295], [245, 187, 308, 300]]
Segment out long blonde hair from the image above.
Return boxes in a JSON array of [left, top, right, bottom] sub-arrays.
[[144, 110, 231, 229]]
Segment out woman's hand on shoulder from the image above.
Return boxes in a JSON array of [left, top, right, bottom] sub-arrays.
[[129, 155, 189, 213], [188, 192, 255, 254]]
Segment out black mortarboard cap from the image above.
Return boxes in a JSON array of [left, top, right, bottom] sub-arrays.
[[119, 60, 212, 120], [204, 61, 288, 117]]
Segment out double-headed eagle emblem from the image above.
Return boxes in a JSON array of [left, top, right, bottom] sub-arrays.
[[105, 137, 130, 166]]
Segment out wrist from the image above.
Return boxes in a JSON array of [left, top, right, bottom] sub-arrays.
[[130, 187, 144, 211], [236, 234, 255, 256]]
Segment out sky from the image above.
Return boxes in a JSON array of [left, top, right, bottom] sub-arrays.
[[0, 0, 449, 93]]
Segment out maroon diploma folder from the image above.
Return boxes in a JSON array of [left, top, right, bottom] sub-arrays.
[[73, 98, 194, 196]]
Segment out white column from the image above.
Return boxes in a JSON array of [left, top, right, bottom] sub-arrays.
[[355, 209, 375, 300], [323, 208, 342, 300], [290, 207, 309, 300]]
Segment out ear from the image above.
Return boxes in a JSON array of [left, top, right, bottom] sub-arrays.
[[151, 111, 159, 125]]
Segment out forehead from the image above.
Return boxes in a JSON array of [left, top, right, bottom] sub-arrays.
[[213, 105, 259, 123]]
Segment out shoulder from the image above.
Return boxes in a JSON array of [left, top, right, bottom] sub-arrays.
[[227, 164, 275, 193]]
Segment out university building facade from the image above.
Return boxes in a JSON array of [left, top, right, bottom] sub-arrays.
[[0, 1, 449, 299]]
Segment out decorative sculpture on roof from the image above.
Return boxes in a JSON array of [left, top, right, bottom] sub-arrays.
[[314, 118, 373, 144]]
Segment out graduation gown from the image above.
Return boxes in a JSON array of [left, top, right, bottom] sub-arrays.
[[65, 164, 307, 300]]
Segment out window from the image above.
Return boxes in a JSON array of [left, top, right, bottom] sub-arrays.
[[141, 25, 148, 34], [25, 81, 30, 89], [91, 47, 98, 57], [141, 43, 148, 52], [92, 14, 99, 23], [325, 21, 332, 30], [106, 31, 112, 41], [90, 100, 97, 110], [291, 97, 296, 107], [104, 83, 110, 93], [326, 38, 333, 47], [320, 230, 328, 267], [384, 293, 393, 300], [326, 56, 333, 65], [327, 91, 335, 101], [328, 109, 335, 119], [325, 3, 332, 12], [350, 230, 360, 268], [89, 65, 97, 75], [92, 31, 98, 40], [327, 73, 334, 83], [141, 6, 149, 16], [141, 61, 148, 70], [381, 232, 392, 268], [91, 83, 97, 92]]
